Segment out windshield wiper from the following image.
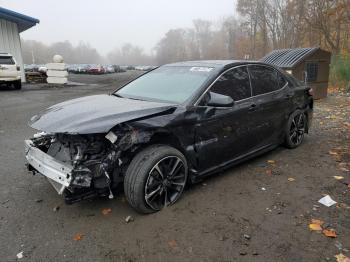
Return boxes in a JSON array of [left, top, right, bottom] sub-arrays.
[[126, 97, 146, 101], [112, 93, 124, 98]]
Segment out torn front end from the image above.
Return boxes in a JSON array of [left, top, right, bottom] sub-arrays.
[[24, 126, 152, 204]]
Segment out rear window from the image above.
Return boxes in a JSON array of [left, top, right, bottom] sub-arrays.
[[0, 56, 15, 65], [286, 74, 303, 87]]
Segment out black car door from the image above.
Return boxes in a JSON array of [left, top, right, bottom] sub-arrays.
[[248, 65, 291, 148], [194, 66, 256, 171]]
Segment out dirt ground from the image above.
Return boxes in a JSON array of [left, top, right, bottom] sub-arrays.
[[0, 72, 349, 262]]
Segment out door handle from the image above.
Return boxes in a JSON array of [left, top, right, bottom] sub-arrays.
[[248, 104, 258, 111], [285, 93, 293, 99]]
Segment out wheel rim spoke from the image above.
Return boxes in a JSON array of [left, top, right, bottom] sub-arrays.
[[170, 181, 185, 186], [164, 189, 169, 207], [146, 186, 162, 201], [171, 174, 184, 180], [169, 158, 181, 176], [291, 119, 296, 129], [154, 164, 164, 179]]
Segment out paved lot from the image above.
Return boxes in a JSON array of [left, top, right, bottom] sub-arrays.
[[0, 72, 349, 262]]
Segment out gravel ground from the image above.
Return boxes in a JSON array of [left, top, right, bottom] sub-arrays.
[[0, 72, 349, 262]]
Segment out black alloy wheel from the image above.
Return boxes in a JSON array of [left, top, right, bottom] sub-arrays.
[[285, 110, 307, 148], [145, 156, 186, 211], [124, 145, 188, 214]]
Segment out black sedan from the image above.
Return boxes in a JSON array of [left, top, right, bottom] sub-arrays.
[[25, 60, 313, 213]]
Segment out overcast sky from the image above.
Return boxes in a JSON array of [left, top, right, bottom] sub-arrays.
[[1, 0, 236, 55]]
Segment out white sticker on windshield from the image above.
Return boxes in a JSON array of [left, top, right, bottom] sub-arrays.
[[190, 67, 214, 72]]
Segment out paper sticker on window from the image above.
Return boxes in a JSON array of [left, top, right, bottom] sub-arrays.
[[190, 67, 214, 72]]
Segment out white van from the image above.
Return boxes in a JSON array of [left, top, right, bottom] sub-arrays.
[[0, 53, 22, 89]]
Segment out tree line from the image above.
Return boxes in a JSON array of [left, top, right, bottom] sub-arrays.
[[22, 0, 350, 66], [156, 0, 350, 64]]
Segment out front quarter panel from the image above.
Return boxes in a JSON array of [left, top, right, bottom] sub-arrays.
[[111, 106, 199, 170]]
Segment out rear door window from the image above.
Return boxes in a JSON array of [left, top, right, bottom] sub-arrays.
[[210, 66, 252, 101], [0, 56, 15, 65], [249, 65, 280, 96]]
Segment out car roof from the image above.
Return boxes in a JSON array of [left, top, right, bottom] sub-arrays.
[[164, 60, 268, 69]]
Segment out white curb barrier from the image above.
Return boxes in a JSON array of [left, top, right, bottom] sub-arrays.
[[46, 55, 68, 84]]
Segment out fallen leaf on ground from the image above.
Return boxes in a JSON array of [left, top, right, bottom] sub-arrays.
[[267, 160, 275, 164], [337, 203, 350, 209], [334, 176, 345, 180], [266, 169, 272, 176], [323, 229, 337, 238], [335, 253, 350, 262], [311, 219, 324, 226], [309, 223, 322, 231], [344, 122, 350, 128], [339, 167, 350, 172], [102, 208, 112, 215], [168, 240, 178, 249], [73, 233, 84, 241], [288, 177, 295, 182], [329, 150, 339, 156]]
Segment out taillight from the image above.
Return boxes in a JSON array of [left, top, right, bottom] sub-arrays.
[[308, 88, 314, 96], [16, 66, 20, 71]]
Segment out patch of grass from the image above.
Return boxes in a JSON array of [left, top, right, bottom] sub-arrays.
[[330, 54, 350, 91]]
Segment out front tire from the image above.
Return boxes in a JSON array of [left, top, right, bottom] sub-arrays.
[[124, 145, 188, 214], [284, 110, 307, 149]]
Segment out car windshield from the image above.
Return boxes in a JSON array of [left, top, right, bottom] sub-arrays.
[[0, 56, 14, 65], [115, 66, 214, 103]]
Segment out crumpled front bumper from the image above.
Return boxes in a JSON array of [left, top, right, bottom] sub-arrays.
[[24, 140, 73, 194]]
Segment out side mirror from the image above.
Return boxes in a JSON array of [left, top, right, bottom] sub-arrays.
[[207, 92, 234, 107]]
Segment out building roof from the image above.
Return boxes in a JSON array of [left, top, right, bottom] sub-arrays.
[[260, 47, 322, 69], [0, 7, 39, 32]]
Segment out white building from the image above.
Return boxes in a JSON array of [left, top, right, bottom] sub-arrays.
[[0, 7, 39, 82]]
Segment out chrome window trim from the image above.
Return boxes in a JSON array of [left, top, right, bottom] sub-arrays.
[[194, 63, 289, 106], [250, 82, 288, 100]]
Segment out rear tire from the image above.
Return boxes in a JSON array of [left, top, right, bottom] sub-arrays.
[[284, 110, 307, 149], [124, 145, 188, 214], [13, 80, 21, 90]]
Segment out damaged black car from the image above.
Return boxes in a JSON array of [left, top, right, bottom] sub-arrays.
[[25, 61, 313, 213]]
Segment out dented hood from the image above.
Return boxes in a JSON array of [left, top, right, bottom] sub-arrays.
[[29, 94, 176, 134]]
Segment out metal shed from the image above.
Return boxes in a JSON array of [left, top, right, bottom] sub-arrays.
[[0, 7, 39, 82], [261, 47, 332, 99]]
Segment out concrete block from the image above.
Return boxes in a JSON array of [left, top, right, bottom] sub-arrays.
[[47, 70, 68, 77], [47, 77, 68, 84], [46, 63, 66, 70]]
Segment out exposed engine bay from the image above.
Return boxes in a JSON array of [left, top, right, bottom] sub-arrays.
[[25, 124, 153, 204]]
